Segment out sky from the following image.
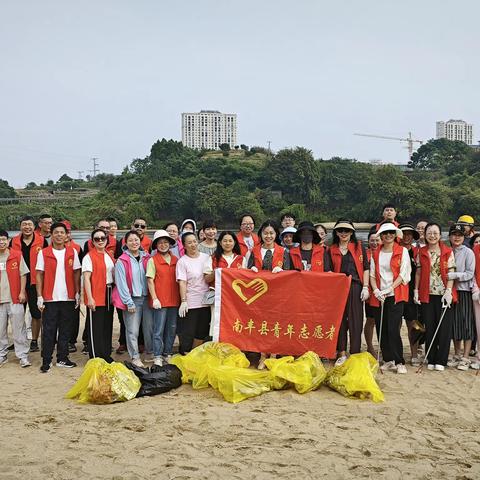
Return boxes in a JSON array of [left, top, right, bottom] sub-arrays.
[[1, 0, 478, 187]]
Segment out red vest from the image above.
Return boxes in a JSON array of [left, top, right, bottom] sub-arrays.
[[330, 242, 365, 279], [41, 246, 77, 301], [5, 249, 23, 304], [212, 254, 244, 270], [370, 243, 409, 307], [10, 233, 44, 285], [251, 244, 285, 270], [237, 232, 260, 257], [289, 245, 325, 272], [83, 249, 114, 307], [418, 242, 458, 304], [68, 240, 82, 254], [474, 244, 480, 289], [149, 254, 180, 307]]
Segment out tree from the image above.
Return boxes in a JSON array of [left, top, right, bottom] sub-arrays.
[[58, 173, 73, 182], [219, 143, 230, 152], [408, 138, 472, 171], [240, 144, 249, 151], [25, 182, 37, 189], [0, 179, 16, 198]]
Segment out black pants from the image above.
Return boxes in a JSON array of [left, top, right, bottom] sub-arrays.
[[374, 297, 405, 364], [179, 307, 211, 355], [337, 282, 363, 354], [421, 295, 453, 366], [25, 284, 42, 320], [69, 308, 80, 344], [87, 303, 114, 362], [117, 308, 126, 346], [42, 301, 75, 364]]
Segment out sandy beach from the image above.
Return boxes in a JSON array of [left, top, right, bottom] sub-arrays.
[[1, 317, 479, 480]]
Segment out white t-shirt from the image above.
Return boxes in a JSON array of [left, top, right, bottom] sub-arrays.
[[370, 248, 411, 294], [82, 252, 115, 284], [176, 252, 210, 309], [36, 248, 81, 301]]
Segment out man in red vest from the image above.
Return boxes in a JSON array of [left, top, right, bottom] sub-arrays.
[[0, 230, 31, 368], [36, 222, 81, 373], [131, 218, 152, 253], [10, 215, 48, 352]]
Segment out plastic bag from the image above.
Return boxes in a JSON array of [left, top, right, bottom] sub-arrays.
[[325, 352, 384, 402], [208, 365, 274, 403], [124, 362, 182, 397], [170, 342, 250, 389], [265, 352, 327, 393], [66, 358, 141, 404]]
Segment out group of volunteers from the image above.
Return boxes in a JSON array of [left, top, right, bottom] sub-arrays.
[[1, 205, 479, 376]]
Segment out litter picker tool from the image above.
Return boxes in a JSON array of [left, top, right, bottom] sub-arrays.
[[377, 300, 384, 374]]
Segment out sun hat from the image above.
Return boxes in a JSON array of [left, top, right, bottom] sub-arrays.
[[398, 223, 419, 240], [333, 220, 356, 231], [152, 229, 176, 249], [376, 222, 403, 239], [293, 221, 320, 244], [280, 226, 297, 241]]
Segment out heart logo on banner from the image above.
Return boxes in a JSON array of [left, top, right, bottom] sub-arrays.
[[232, 278, 269, 305]]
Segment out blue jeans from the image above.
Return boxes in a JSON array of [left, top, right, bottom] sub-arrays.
[[152, 307, 178, 357], [123, 297, 153, 359]]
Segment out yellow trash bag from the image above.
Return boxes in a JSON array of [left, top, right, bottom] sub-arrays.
[[265, 351, 327, 393], [170, 342, 250, 389], [325, 352, 384, 403], [65, 358, 141, 404], [208, 365, 274, 403]]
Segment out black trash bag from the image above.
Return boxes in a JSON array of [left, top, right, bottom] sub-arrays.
[[124, 362, 182, 397]]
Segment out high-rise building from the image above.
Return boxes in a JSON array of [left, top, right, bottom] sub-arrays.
[[436, 119, 473, 144], [182, 110, 237, 150]]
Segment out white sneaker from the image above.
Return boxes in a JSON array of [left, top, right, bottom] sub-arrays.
[[434, 364, 445, 371], [427, 364, 435, 371], [335, 355, 347, 367], [0, 356, 7, 367], [396, 364, 407, 374], [457, 358, 471, 371], [470, 361, 480, 370], [163, 355, 172, 364], [380, 360, 396, 372], [20, 357, 32, 368], [131, 358, 145, 368], [153, 357, 164, 367]]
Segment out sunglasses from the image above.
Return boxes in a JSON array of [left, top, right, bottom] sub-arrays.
[[381, 231, 396, 236], [336, 228, 352, 234], [93, 236, 107, 242], [134, 223, 146, 229]]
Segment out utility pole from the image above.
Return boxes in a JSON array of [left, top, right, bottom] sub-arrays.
[[77, 171, 84, 180], [88, 157, 99, 178], [267, 141, 272, 155]]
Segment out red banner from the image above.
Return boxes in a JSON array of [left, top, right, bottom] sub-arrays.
[[213, 269, 351, 358]]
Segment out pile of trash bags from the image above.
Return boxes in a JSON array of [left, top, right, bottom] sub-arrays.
[[66, 344, 384, 405], [66, 358, 182, 404], [171, 342, 384, 403]]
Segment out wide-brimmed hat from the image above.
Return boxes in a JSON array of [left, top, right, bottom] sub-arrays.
[[399, 223, 419, 240], [376, 222, 403, 239], [333, 220, 356, 231], [293, 221, 320, 244], [280, 226, 297, 241], [152, 229, 176, 249], [449, 223, 465, 236]]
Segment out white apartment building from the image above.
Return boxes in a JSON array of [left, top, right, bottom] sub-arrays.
[[182, 110, 237, 150], [436, 119, 473, 144]]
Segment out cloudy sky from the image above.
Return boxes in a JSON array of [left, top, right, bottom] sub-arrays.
[[1, 1, 478, 187]]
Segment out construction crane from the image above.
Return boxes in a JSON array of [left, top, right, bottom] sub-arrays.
[[354, 132, 423, 159]]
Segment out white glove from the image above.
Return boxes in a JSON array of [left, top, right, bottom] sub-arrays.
[[413, 289, 420, 305], [360, 287, 370, 302], [380, 286, 393, 298], [152, 299, 162, 309], [272, 266, 283, 274], [250, 266, 259, 273], [441, 288, 453, 308], [373, 288, 385, 303], [472, 290, 480, 303], [447, 272, 458, 280], [75, 292, 81, 309], [179, 301, 188, 318], [37, 296, 44, 310]]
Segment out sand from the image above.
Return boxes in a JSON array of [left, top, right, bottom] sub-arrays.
[[1, 318, 479, 480]]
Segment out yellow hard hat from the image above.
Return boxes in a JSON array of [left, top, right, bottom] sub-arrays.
[[457, 215, 475, 225]]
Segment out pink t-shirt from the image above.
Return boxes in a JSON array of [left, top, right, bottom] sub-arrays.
[[176, 252, 210, 309]]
